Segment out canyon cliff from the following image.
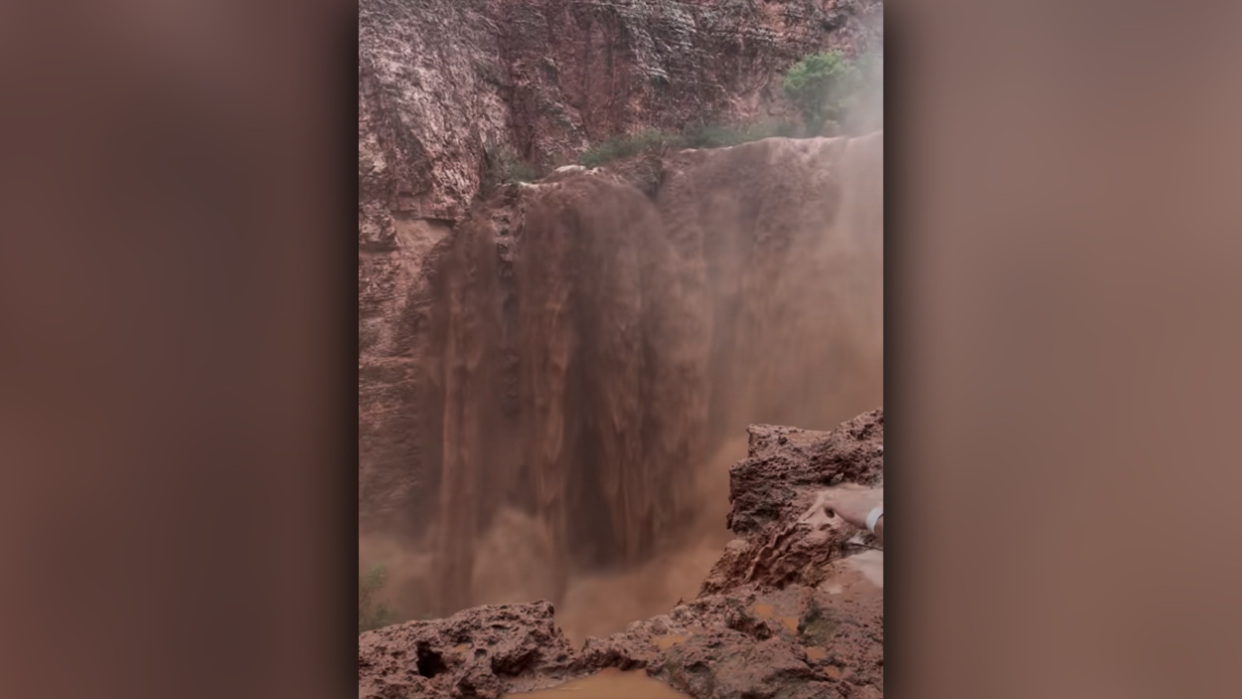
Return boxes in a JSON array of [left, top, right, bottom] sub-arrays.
[[357, 3, 885, 696], [359, 0, 883, 545]]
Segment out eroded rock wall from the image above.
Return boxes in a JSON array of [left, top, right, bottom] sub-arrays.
[[702, 410, 884, 595], [359, 1, 883, 536], [359, 0, 883, 234]]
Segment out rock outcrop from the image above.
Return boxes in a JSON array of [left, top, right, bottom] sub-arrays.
[[359, 409, 884, 699], [358, 0, 884, 538], [701, 410, 884, 595], [358, 601, 578, 699]]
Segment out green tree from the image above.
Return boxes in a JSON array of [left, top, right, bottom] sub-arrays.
[[782, 50, 862, 133], [359, 564, 399, 634]]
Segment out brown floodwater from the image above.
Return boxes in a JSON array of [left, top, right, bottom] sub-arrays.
[[752, 602, 800, 635], [359, 134, 886, 646], [405, 134, 886, 621], [502, 668, 690, 699], [651, 633, 689, 650]]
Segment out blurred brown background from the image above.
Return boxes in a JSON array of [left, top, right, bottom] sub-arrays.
[[886, 1, 1242, 696], [1, 0, 1241, 697]]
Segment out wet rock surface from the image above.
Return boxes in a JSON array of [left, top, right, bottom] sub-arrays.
[[703, 410, 884, 595], [358, 601, 579, 699], [358, 0, 884, 536], [359, 410, 884, 699]]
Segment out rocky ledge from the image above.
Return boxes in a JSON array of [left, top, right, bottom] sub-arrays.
[[359, 409, 884, 699]]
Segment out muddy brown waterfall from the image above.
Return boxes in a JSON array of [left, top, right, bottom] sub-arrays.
[[413, 133, 883, 618]]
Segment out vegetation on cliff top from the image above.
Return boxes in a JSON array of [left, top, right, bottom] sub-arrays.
[[577, 119, 802, 168], [576, 48, 881, 168], [782, 49, 862, 133], [477, 49, 884, 182], [482, 140, 539, 193]]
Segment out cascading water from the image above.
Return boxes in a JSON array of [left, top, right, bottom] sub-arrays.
[[364, 133, 884, 639]]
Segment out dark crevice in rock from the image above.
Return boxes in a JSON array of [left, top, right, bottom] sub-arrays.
[[415, 643, 448, 678]]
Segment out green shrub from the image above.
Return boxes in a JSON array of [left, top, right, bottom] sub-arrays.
[[359, 564, 399, 634], [482, 140, 539, 192], [782, 50, 862, 132], [578, 128, 673, 167], [577, 120, 803, 167], [680, 119, 802, 148], [504, 157, 538, 184]]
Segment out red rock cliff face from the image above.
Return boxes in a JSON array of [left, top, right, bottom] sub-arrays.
[[359, 0, 881, 233], [358, 0, 882, 535]]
